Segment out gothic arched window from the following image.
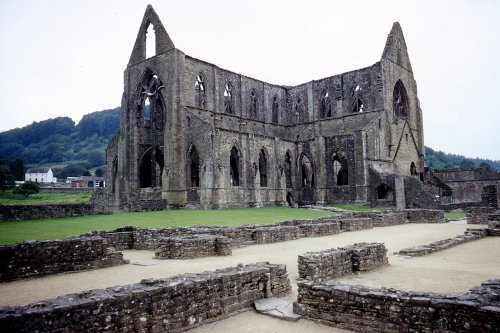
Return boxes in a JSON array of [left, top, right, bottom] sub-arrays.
[[294, 97, 305, 123], [393, 80, 408, 117], [195, 73, 206, 108], [285, 151, 292, 188], [230, 146, 240, 186], [320, 91, 332, 118], [333, 153, 349, 186], [224, 82, 233, 114], [272, 95, 279, 124], [351, 85, 364, 113], [187, 145, 200, 187], [249, 89, 258, 119], [259, 149, 268, 187]]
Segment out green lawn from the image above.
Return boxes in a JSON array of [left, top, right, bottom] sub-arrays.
[[0, 190, 92, 205], [327, 203, 384, 212], [444, 212, 466, 220], [0, 207, 334, 244]]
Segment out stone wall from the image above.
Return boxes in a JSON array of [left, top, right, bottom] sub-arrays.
[[352, 212, 406, 227], [339, 218, 373, 231], [0, 236, 127, 282], [466, 207, 498, 224], [0, 203, 95, 222], [404, 209, 445, 223], [294, 279, 500, 332], [298, 243, 388, 283], [252, 226, 300, 244], [397, 229, 488, 256], [154, 235, 231, 259], [0, 263, 291, 332]]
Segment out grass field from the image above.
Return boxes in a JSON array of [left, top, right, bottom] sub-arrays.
[[0, 190, 92, 205], [0, 207, 333, 244], [444, 212, 467, 220], [327, 203, 384, 211]]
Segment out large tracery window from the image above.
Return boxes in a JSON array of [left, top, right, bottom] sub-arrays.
[[195, 73, 206, 108], [393, 80, 408, 117], [294, 97, 305, 123], [224, 82, 233, 114], [249, 89, 258, 119], [320, 91, 332, 118], [259, 148, 268, 187], [230, 146, 240, 186]]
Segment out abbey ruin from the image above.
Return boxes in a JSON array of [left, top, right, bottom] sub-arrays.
[[103, 5, 425, 211]]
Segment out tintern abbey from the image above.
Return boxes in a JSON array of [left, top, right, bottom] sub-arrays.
[[103, 5, 427, 211]]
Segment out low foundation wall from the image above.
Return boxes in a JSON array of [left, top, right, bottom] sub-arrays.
[[397, 229, 488, 256], [298, 243, 388, 282], [294, 279, 500, 332], [466, 207, 498, 224], [252, 226, 300, 244], [339, 218, 373, 231], [0, 236, 127, 282], [0, 263, 291, 332], [0, 203, 95, 222], [352, 212, 406, 227], [404, 209, 445, 223], [154, 235, 231, 259]]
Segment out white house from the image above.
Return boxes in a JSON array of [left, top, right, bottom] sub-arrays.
[[25, 167, 57, 183]]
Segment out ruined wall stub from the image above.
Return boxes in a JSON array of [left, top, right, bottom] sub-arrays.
[[104, 6, 425, 210]]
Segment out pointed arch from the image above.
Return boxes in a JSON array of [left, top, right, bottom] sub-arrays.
[[195, 73, 206, 108], [230, 145, 241, 186], [223, 82, 233, 114], [294, 96, 305, 123], [249, 88, 258, 119], [112, 156, 118, 194], [187, 144, 200, 187], [376, 183, 394, 200], [135, 69, 166, 129], [320, 90, 332, 118], [393, 80, 409, 117], [258, 148, 268, 187], [351, 85, 364, 113], [128, 5, 175, 66], [138, 146, 164, 188], [271, 95, 279, 124], [145, 23, 156, 59], [332, 152, 349, 186], [410, 161, 417, 175], [299, 152, 315, 189]]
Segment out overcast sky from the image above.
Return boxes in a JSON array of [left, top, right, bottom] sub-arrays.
[[1, 0, 499, 160]]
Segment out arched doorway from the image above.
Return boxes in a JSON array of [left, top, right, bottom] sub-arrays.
[[300, 153, 315, 204], [139, 147, 164, 188]]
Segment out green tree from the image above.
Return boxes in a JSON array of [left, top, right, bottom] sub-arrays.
[[9, 158, 25, 181], [95, 167, 104, 177], [13, 181, 40, 197], [479, 161, 491, 170], [83, 170, 91, 176], [0, 165, 15, 192]]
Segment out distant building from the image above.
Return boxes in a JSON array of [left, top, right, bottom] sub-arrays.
[[66, 176, 105, 188], [25, 167, 57, 183]]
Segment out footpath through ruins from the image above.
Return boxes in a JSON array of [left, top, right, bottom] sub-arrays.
[[0, 208, 499, 332]]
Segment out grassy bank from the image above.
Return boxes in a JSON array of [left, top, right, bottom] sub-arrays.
[[0, 207, 333, 244], [0, 190, 92, 205]]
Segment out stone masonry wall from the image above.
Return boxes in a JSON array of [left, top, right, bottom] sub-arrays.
[[0, 236, 127, 282], [0, 203, 95, 222], [298, 243, 388, 283], [404, 209, 445, 223], [466, 207, 498, 224], [351, 211, 406, 227], [397, 229, 488, 256], [294, 279, 500, 332], [0, 263, 291, 333], [154, 235, 231, 259]]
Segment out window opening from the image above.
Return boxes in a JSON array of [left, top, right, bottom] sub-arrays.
[[230, 146, 240, 186], [320, 91, 332, 118], [259, 149, 267, 187], [249, 89, 258, 119], [272, 95, 279, 123], [195, 74, 206, 108], [146, 24, 155, 59], [223, 82, 233, 114]]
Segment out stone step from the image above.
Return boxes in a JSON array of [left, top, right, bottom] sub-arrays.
[[254, 298, 301, 322]]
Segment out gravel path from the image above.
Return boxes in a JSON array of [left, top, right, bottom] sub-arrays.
[[1, 220, 498, 332]]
